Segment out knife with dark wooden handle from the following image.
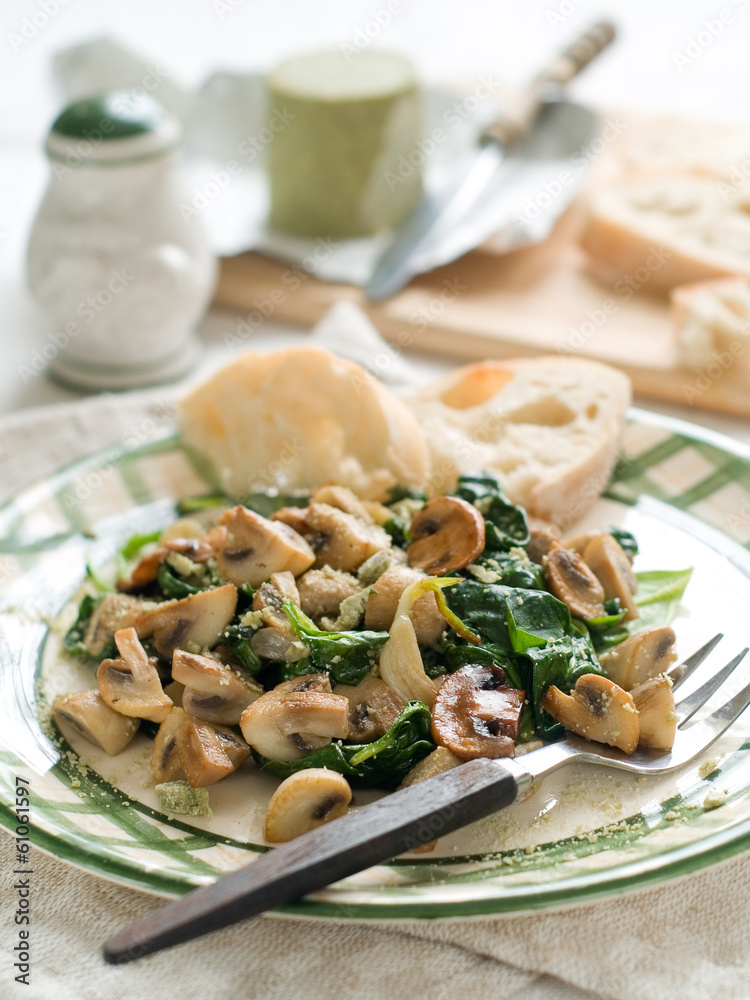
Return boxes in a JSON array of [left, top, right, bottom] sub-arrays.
[[103, 755, 535, 964], [366, 20, 616, 302]]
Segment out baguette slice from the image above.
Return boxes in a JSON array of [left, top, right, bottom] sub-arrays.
[[178, 346, 430, 501], [579, 173, 750, 290], [619, 117, 750, 180], [671, 277, 750, 369], [406, 357, 631, 529]]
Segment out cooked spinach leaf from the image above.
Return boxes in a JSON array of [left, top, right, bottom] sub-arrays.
[[446, 578, 604, 739], [382, 515, 408, 547], [177, 494, 228, 514], [453, 472, 530, 551], [507, 604, 549, 653], [524, 636, 603, 738], [63, 594, 100, 656], [156, 561, 205, 599], [385, 485, 428, 505], [446, 580, 571, 651], [256, 658, 318, 688], [176, 491, 310, 518], [464, 550, 543, 590], [381, 486, 427, 545], [284, 603, 390, 686], [582, 599, 628, 653], [632, 568, 692, 631], [219, 624, 262, 676], [254, 701, 434, 788], [241, 492, 310, 519]]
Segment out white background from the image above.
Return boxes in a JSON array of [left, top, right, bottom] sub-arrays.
[[0, 0, 749, 443]]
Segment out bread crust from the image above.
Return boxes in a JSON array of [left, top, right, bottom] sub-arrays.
[[178, 346, 430, 501], [579, 174, 750, 291], [406, 357, 631, 529], [671, 276, 750, 369]]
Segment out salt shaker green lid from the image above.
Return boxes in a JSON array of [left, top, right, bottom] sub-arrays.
[[45, 90, 182, 167]]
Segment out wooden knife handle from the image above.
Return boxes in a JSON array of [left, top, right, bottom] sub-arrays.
[[102, 757, 528, 964], [482, 20, 616, 147]]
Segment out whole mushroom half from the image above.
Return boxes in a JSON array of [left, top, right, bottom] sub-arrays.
[[216, 506, 314, 586], [176, 718, 250, 787], [97, 627, 173, 722], [135, 584, 238, 657], [431, 663, 525, 760], [407, 497, 485, 576], [304, 503, 390, 573], [83, 594, 148, 658], [542, 674, 639, 754], [599, 626, 677, 690], [333, 674, 405, 743], [631, 675, 677, 750], [264, 768, 352, 843], [152, 707, 190, 783], [171, 649, 263, 725], [583, 534, 639, 621], [544, 544, 606, 620], [53, 690, 140, 755], [240, 675, 349, 762]]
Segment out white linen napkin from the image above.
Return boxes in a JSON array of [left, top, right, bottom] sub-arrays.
[[3, 387, 750, 1000]]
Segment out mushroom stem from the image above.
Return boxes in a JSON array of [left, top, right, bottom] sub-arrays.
[[97, 628, 173, 723]]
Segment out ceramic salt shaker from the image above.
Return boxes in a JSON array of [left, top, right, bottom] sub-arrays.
[[27, 89, 217, 390]]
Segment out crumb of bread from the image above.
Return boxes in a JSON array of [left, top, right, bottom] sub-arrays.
[[703, 788, 727, 811], [698, 757, 719, 779]]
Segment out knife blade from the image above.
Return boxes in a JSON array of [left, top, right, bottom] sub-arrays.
[[103, 754, 536, 964], [366, 20, 616, 301]]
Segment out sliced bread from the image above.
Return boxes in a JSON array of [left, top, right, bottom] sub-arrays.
[[618, 117, 750, 180], [579, 173, 750, 290], [178, 346, 430, 501], [406, 357, 631, 529], [671, 277, 750, 369]]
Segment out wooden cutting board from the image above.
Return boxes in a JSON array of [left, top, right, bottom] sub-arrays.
[[214, 132, 750, 419]]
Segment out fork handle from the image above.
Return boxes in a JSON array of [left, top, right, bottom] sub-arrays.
[[103, 757, 531, 964]]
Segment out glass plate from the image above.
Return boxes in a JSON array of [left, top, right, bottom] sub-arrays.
[[2, 407, 750, 919]]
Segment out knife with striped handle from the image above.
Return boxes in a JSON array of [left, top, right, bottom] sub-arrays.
[[366, 20, 616, 301]]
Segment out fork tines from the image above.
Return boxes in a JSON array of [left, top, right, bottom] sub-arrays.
[[669, 633, 723, 690], [676, 647, 750, 727]]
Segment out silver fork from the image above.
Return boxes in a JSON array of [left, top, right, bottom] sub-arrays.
[[103, 634, 750, 965]]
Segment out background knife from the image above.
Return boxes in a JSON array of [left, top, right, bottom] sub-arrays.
[[366, 20, 616, 302]]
